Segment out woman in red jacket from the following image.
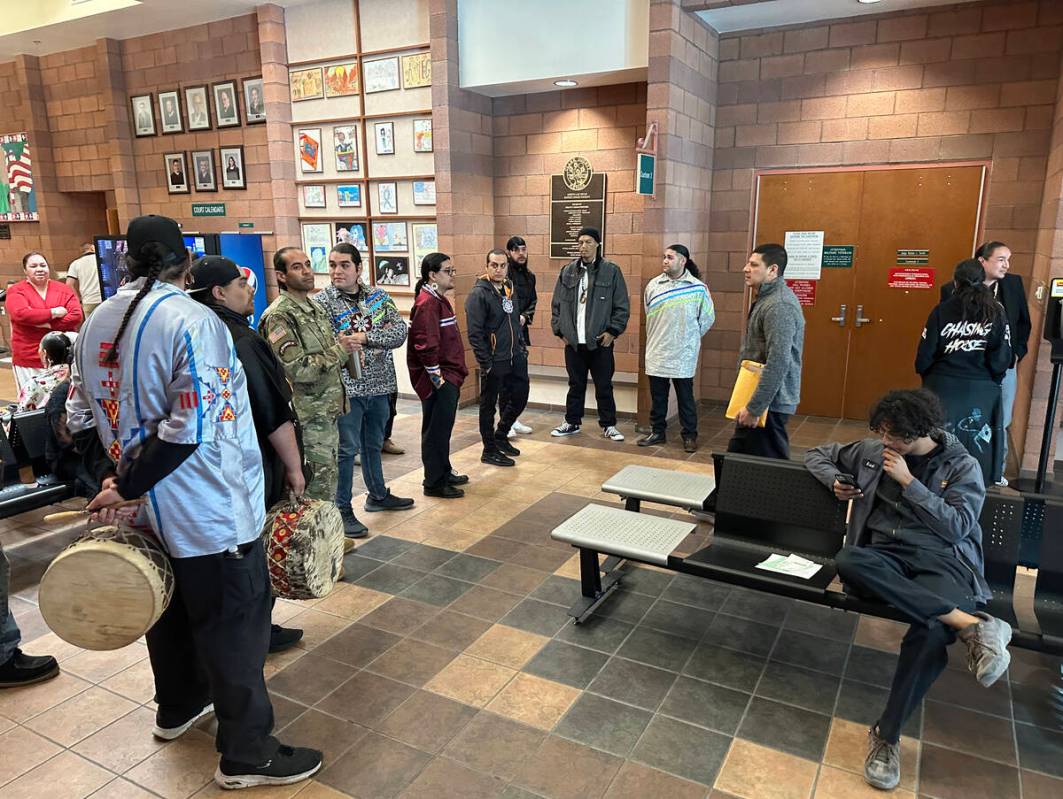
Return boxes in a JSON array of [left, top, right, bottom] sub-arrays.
[[7, 252, 83, 391], [407, 252, 468, 498]]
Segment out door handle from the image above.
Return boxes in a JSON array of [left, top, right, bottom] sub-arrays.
[[831, 304, 847, 327], [855, 305, 871, 328]]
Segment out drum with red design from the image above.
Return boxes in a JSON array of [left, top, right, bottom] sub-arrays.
[[261, 497, 344, 600]]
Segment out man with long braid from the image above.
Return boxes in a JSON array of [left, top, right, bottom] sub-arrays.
[[66, 215, 322, 789]]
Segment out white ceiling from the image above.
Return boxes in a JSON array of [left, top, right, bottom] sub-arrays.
[[698, 0, 984, 34]]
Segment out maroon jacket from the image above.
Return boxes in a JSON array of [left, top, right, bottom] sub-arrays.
[[407, 286, 468, 400]]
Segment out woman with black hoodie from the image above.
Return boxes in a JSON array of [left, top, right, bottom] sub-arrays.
[[916, 259, 1012, 486]]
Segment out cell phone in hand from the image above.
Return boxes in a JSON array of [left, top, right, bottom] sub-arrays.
[[834, 472, 861, 490]]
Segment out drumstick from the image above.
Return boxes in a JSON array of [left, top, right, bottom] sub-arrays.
[[43, 499, 146, 524]]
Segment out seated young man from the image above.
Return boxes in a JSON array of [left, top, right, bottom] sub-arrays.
[[804, 388, 1011, 791]]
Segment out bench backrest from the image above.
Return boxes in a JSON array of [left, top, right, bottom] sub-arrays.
[[979, 493, 1023, 596], [10, 409, 49, 463], [1036, 497, 1063, 596]]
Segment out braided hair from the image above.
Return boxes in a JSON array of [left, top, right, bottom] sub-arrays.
[[951, 258, 1000, 325], [105, 241, 186, 363]]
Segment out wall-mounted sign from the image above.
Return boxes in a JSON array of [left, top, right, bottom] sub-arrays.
[[896, 248, 929, 265], [192, 203, 226, 217], [1, 132, 38, 221], [783, 230, 824, 280], [888, 267, 935, 290], [822, 245, 854, 267], [0, 223, 10, 240], [238, 221, 254, 229], [550, 157, 606, 259], [786, 279, 817, 307], [636, 153, 655, 197]]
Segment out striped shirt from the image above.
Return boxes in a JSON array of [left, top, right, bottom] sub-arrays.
[[644, 271, 716, 379]]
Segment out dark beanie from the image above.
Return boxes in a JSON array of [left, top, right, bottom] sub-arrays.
[[577, 227, 601, 244]]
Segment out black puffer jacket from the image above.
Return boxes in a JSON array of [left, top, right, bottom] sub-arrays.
[[464, 278, 526, 373], [508, 260, 538, 345]]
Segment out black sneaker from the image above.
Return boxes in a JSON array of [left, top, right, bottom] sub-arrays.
[[269, 625, 303, 654], [637, 432, 666, 448], [364, 491, 415, 512], [338, 506, 368, 538], [0, 649, 59, 689], [494, 437, 520, 456], [153, 701, 214, 740], [481, 450, 515, 467], [447, 471, 470, 486], [425, 484, 465, 499], [215, 744, 323, 789]]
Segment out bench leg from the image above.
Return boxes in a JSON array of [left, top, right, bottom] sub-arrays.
[[624, 497, 641, 512], [567, 547, 624, 624]]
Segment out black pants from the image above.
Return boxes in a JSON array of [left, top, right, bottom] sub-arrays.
[[384, 390, 398, 440], [649, 376, 697, 437], [726, 410, 791, 459], [146, 539, 277, 764], [479, 358, 529, 451], [564, 345, 617, 428], [421, 381, 459, 488], [835, 542, 979, 744]]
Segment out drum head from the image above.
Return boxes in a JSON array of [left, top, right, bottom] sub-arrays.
[[39, 539, 169, 650]]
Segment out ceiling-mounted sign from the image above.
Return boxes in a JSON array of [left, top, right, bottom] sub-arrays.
[[896, 248, 929, 265], [192, 203, 226, 217], [636, 153, 655, 196], [822, 245, 854, 267], [783, 230, 824, 280], [550, 156, 606, 259], [888, 267, 935, 290], [786, 279, 817, 307]]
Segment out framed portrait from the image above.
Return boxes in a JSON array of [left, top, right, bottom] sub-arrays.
[[411, 222, 438, 265], [164, 151, 189, 194], [412, 180, 436, 206], [325, 63, 359, 97], [298, 128, 322, 173], [290, 67, 323, 101], [212, 80, 241, 128], [158, 90, 183, 134], [372, 222, 408, 252], [302, 222, 332, 274], [335, 221, 369, 253], [374, 122, 395, 155], [337, 184, 362, 208], [374, 256, 410, 288], [334, 125, 358, 172], [242, 76, 265, 124], [302, 184, 326, 208], [401, 52, 431, 89], [363, 57, 399, 93], [376, 182, 398, 214], [413, 119, 433, 153], [191, 149, 216, 192], [131, 94, 156, 137], [219, 145, 246, 189], [184, 86, 211, 131]]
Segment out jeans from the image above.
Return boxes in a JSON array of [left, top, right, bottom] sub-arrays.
[[351, 391, 397, 458], [421, 381, 459, 488], [564, 345, 617, 428], [649, 375, 697, 437], [1001, 365, 1017, 470], [0, 543, 20, 663], [337, 394, 389, 505], [726, 411, 791, 459], [479, 358, 530, 451]]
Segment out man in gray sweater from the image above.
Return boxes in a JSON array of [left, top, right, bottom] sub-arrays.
[[729, 243, 804, 458]]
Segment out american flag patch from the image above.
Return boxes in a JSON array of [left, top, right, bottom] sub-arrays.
[[268, 326, 287, 343]]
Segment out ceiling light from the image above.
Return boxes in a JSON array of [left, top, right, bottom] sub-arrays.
[[856, 0, 883, 4], [554, 79, 578, 87]]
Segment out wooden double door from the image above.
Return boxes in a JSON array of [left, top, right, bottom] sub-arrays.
[[753, 164, 986, 420]]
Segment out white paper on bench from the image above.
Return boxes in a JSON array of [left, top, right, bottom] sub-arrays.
[[755, 553, 823, 580]]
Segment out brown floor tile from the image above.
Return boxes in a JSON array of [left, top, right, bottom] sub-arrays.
[[919, 743, 1021, 799], [1021, 769, 1063, 799], [285, 781, 349, 799], [922, 700, 1016, 765], [358, 597, 440, 634], [72, 707, 169, 774], [62, 644, 149, 684], [366, 638, 459, 687], [88, 778, 161, 799], [823, 718, 919, 794], [287, 609, 352, 652], [268, 652, 357, 707], [481, 563, 549, 595], [603, 761, 707, 799], [316, 671, 414, 727], [466, 625, 549, 670], [189, 778, 306, 799], [397, 757, 506, 799], [410, 610, 492, 651], [375, 690, 477, 752], [486, 673, 581, 731], [425, 654, 515, 708], [0, 672, 91, 723], [99, 660, 157, 705], [277, 708, 367, 764], [442, 711, 545, 781], [0, 713, 14, 735], [0, 726, 64, 786], [1, 751, 112, 799], [313, 584, 391, 621], [853, 616, 906, 654], [24, 687, 139, 747], [124, 729, 218, 799], [317, 731, 431, 799], [513, 735, 623, 799], [814, 766, 915, 798], [448, 585, 523, 622], [714, 739, 817, 799]]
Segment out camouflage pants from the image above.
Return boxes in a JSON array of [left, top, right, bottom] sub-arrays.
[[302, 419, 339, 505]]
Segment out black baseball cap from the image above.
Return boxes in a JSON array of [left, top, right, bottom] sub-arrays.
[[126, 215, 186, 266], [188, 255, 242, 297]]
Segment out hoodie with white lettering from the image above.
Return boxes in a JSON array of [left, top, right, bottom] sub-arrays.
[[915, 295, 1012, 383]]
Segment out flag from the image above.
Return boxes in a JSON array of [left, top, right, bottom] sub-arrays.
[[7, 143, 32, 193]]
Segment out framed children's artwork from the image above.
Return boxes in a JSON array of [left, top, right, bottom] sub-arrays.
[[302, 184, 326, 208], [363, 57, 400, 93], [413, 119, 433, 152], [184, 85, 211, 130], [376, 182, 398, 214], [374, 122, 395, 155], [333, 125, 358, 172], [191, 149, 216, 192], [242, 76, 266, 124], [337, 184, 362, 208], [164, 152, 189, 194], [298, 128, 322, 173], [302, 223, 333, 273], [131, 94, 156, 137], [290, 67, 324, 101], [212, 80, 241, 128], [219, 145, 246, 190], [372, 222, 408, 252], [325, 63, 359, 97], [335, 221, 369, 253], [411, 222, 438, 265], [401, 52, 431, 89], [158, 90, 183, 134], [412, 180, 436, 206], [375, 256, 410, 287]]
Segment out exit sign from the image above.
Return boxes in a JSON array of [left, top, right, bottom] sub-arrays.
[[192, 203, 226, 217]]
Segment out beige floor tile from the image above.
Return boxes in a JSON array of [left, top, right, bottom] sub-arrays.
[[813, 766, 916, 799], [422, 528, 487, 552], [0, 726, 64, 786], [452, 500, 533, 534], [73, 706, 169, 774], [554, 552, 607, 580], [263, 646, 307, 680], [312, 584, 390, 621], [99, 660, 156, 705], [0, 672, 92, 722], [822, 718, 919, 793], [291, 781, 350, 799], [425, 654, 516, 707], [0, 713, 14, 735], [189, 776, 306, 799], [124, 729, 218, 799], [285, 608, 351, 651], [22, 632, 85, 663], [465, 625, 549, 670], [714, 739, 817, 799], [485, 673, 581, 731], [853, 616, 906, 654], [87, 778, 160, 799], [25, 686, 138, 747], [0, 751, 112, 799], [63, 644, 148, 684], [270, 600, 305, 626]]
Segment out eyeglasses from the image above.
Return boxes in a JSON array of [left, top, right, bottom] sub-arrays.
[[440, 268, 457, 275]]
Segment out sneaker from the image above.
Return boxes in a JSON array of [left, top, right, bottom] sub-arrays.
[[494, 437, 520, 456], [996, 476, 1009, 487], [353, 453, 361, 466], [864, 725, 900, 791], [602, 426, 625, 442], [512, 420, 533, 434], [507, 427, 518, 439], [637, 432, 666, 448], [215, 744, 322, 789], [0, 649, 59, 689], [551, 422, 581, 437], [381, 439, 405, 455], [959, 612, 1013, 687], [447, 471, 470, 486], [338, 506, 368, 538], [424, 484, 465, 499], [683, 435, 698, 453], [153, 701, 214, 740], [364, 491, 415, 512], [481, 450, 516, 467], [268, 625, 303, 654]]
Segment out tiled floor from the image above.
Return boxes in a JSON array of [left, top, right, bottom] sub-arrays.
[[2, 403, 1062, 799]]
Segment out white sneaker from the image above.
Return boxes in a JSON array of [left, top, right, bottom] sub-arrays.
[[512, 420, 533, 435], [551, 422, 581, 437], [996, 476, 1009, 487], [507, 427, 518, 439], [602, 426, 625, 442]]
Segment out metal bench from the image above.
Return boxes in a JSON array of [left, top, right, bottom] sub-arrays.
[[601, 465, 714, 512]]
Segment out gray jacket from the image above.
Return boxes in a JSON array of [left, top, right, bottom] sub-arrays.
[[739, 278, 804, 415], [550, 257, 629, 349], [804, 432, 991, 604]]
